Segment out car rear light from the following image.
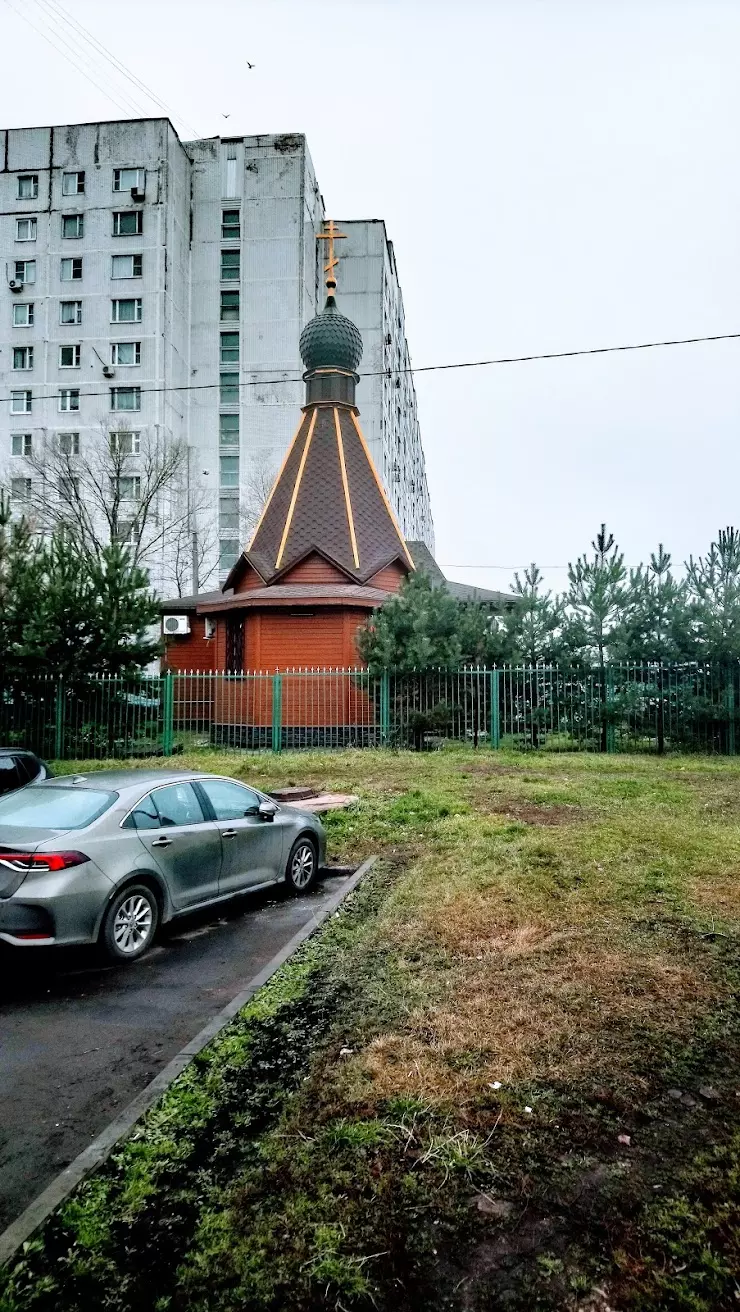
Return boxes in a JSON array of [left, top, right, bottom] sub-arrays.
[[0, 850, 89, 873]]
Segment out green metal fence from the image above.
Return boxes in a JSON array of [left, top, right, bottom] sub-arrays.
[[2, 664, 739, 759]]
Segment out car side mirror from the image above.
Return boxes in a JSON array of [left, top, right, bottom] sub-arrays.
[[258, 800, 277, 822]]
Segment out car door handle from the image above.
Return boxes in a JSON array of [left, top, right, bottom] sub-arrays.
[[221, 829, 237, 838], [151, 836, 172, 847]]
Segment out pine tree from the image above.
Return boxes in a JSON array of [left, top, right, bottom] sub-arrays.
[[505, 564, 563, 665], [565, 524, 627, 749], [686, 527, 740, 662]]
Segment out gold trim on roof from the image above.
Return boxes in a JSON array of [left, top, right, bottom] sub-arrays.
[[248, 414, 307, 551], [334, 407, 360, 569], [275, 408, 317, 569], [349, 410, 416, 570]]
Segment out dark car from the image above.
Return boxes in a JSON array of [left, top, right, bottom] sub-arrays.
[[0, 751, 51, 798]]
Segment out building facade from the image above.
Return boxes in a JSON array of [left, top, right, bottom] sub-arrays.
[[0, 118, 433, 594]]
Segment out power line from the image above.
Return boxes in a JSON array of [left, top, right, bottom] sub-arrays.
[[36, 0, 201, 139], [2, 0, 146, 119], [1, 329, 738, 406]]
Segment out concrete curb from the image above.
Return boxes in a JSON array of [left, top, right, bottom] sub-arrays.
[[0, 856, 377, 1269]]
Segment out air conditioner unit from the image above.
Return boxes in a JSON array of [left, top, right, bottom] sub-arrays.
[[163, 614, 190, 636], [102, 364, 115, 378], [8, 279, 23, 293], [130, 186, 145, 202]]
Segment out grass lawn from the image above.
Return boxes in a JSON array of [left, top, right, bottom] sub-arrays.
[[2, 747, 740, 1311]]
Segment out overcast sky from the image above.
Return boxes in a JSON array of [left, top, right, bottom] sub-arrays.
[[2, 0, 738, 595]]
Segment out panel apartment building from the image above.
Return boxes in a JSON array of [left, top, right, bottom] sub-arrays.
[[0, 118, 433, 594]]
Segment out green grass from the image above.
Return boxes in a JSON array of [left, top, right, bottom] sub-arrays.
[[2, 747, 740, 1310]]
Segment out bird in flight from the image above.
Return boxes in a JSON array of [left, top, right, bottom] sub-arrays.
[[222, 113, 230, 119], [246, 61, 255, 69]]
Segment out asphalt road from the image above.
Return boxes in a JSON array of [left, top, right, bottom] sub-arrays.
[[0, 873, 351, 1231]]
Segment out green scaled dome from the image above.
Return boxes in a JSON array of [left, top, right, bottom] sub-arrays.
[[299, 295, 363, 375]]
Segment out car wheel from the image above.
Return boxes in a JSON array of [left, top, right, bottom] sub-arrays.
[[101, 883, 159, 963], [285, 837, 318, 895]]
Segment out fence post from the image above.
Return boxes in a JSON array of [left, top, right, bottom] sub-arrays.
[[380, 670, 390, 745], [162, 670, 174, 757], [54, 676, 65, 760], [271, 673, 283, 752], [489, 669, 501, 749], [727, 669, 736, 756], [605, 669, 615, 754]]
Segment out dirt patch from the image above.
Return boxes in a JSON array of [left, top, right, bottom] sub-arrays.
[[480, 799, 586, 825]]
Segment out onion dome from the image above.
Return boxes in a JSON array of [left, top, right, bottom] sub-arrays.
[[299, 294, 363, 376]]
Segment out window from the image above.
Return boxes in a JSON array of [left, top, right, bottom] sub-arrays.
[[221, 209, 240, 239], [151, 783, 205, 828], [59, 432, 80, 456], [60, 300, 83, 324], [10, 391, 32, 414], [13, 346, 33, 370], [17, 175, 38, 200], [219, 454, 239, 487], [220, 290, 239, 321], [220, 332, 239, 364], [62, 170, 85, 196], [219, 496, 239, 532], [59, 388, 80, 412], [11, 477, 32, 500], [113, 167, 145, 192], [62, 214, 84, 239], [111, 253, 142, 278], [110, 341, 141, 366], [113, 520, 137, 545], [220, 373, 239, 405], [111, 298, 142, 322], [60, 257, 82, 281], [59, 475, 79, 501], [219, 540, 240, 571], [219, 413, 239, 445], [110, 430, 141, 455], [112, 210, 143, 236], [112, 475, 142, 500], [16, 217, 37, 241], [225, 145, 238, 198], [12, 303, 34, 327], [198, 779, 260, 821], [11, 433, 32, 457], [110, 387, 141, 411], [15, 260, 36, 285], [59, 344, 81, 368], [220, 249, 240, 281]]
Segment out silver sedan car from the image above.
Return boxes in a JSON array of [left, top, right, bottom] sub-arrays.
[[0, 770, 326, 963]]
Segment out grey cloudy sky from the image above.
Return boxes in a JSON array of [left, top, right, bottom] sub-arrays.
[[3, 0, 738, 595]]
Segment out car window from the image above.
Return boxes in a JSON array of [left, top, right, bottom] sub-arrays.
[[14, 755, 38, 784], [0, 787, 116, 828], [199, 779, 261, 821], [152, 782, 205, 828], [124, 795, 161, 830], [0, 757, 23, 795]]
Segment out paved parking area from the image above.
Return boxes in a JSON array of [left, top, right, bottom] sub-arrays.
[[0, 874, 351, 1230]]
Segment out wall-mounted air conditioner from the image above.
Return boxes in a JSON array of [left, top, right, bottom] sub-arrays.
[[163, 614, 190, 636], [130, 187, 145, 202], [8, 280, 23, 292], [102, 364, 115, 378]]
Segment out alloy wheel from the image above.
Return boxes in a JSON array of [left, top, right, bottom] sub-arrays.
[[290, 842, 315, 890], [113, 893, 154, 955]]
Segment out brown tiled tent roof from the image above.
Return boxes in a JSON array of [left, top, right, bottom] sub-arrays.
[[242, 405, 415, 586]]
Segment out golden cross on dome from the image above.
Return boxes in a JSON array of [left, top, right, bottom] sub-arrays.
[[317, 218, 347, 290]]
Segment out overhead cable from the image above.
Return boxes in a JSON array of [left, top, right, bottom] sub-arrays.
[[1, 330, 737, 406]]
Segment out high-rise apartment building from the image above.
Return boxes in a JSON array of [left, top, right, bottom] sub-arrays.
[[0, 118, 433, 594]]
